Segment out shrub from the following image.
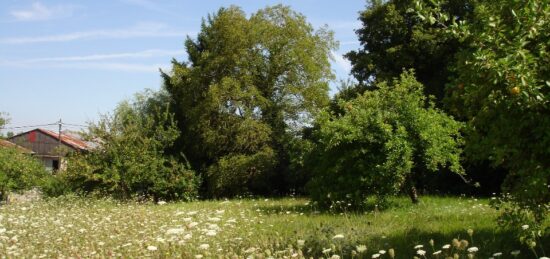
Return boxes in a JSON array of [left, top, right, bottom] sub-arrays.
[[207, 147, 276, 198], [307, 71, 463, 209], [64, 92, 200, 201], [0, 147, 48, 201]]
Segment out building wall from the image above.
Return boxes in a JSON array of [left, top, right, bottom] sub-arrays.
[[10, 130, 73, 156]]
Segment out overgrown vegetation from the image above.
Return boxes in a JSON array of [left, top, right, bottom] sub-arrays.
[[1, 197, 548, 258], [2, 2, 549, 255], [0, 147, 47, 201], [64, 91, 199, 201], [307, 71, 463, 209], [415, 0, 550, 235]]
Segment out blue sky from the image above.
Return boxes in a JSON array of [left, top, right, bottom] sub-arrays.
[[0, 0, 364, 133]]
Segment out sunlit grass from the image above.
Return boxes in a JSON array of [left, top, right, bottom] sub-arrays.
[[0, 196, 546, 258]]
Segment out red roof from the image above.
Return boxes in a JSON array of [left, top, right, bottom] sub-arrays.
[[27, 128, 90, 151]]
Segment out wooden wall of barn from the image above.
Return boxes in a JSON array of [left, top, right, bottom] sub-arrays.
[[10, 130, 72, 156]]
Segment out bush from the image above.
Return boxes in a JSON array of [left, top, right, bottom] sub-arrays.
[[64, 92, 200, 201], [207, 147, 276, 198], [39, 172, 72, 198], [0, 147, 48, 201], [307, 71, 464, 209]]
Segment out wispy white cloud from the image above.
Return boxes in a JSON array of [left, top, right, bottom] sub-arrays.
[[63, 62, 171, 73], [331, 51, 352, 73], [17, 49, 186, 63], [0, 49, 182, 72], [1, 61, 170, 73], [10, 2, 76, 22], [0, 22, 190, 44]]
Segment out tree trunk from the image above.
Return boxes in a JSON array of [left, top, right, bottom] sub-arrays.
[[409, 186, 419, 204]]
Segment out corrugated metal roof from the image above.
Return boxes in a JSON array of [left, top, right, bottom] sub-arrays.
[[38, 128, 90, 151], [0, 139, 34, 154]]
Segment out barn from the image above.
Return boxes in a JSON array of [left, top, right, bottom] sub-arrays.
[[8, 128, 91, 171]]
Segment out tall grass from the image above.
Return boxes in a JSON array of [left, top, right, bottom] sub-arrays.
[[0, 196, 547, 258]]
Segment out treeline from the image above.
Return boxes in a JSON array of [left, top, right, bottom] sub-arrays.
[[2, 1, 548, 230]]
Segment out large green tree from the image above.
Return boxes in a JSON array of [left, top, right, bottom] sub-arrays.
[[345, 0, 474, 103], [162, 5, 336, 197], [416, 0, 550, 229], [307, 71, 463, 209]]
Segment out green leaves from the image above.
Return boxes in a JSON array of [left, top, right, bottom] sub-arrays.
[[308, 71, 464, 209], [162, 5, 335, 197], [0, 147, 48, 200], [421, 0, 550, 225], [346, 0, 474, 104], [65, 90, 199, 201]]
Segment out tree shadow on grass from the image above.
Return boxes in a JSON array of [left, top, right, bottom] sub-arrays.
[[256, 196, 414, 216], [255, 200, 549, 258], [371, 227, 531, 258], [301, 227, 548, 258]]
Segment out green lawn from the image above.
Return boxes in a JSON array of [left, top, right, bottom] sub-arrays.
[[0, 196, 546, 258]]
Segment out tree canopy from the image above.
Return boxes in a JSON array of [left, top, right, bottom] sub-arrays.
[[414, 0, 550, 228], [162, 5, 336, 197], [307, 71, 463, 209], [345, 0, 475, 103]]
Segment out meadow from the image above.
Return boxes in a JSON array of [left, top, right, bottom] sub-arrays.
[[1, 196, 545, 258]]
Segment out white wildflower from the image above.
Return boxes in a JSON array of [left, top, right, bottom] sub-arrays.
[[332, 234, 344, 239], [331, 255, 341, 259], [166, 228, 185, 235], [205, 230, 217, 236], [372, 253, 380, 258], [199, 244, 210, 250], [187, 211, 198, 216], [157, 201, 167, 205], [379, 250, 386, 254], [356, 245, 367, 253], [297, 240, 305, 246], [511, 250, 521, 256], [147, 245, 158, 251], [467, 247, 479, 253], [244, 247, 256, 253], [414, 245, 424, 249], [208, 217, 221, 222], [322, 248, 332, 254], [442, 244, 451, 249], [493, 252, 502, 257], [522, 225, 529, 230], [417, 249, 426, 256], [0, 228, 5, 234], [188, 222, 199, 228], [195, 255, 203, 259]]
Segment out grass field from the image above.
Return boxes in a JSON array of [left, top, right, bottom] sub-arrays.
[[0, 196, 546, 258]]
